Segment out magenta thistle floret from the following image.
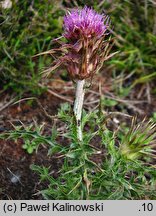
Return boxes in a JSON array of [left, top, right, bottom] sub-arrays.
[[63, 6, 109, 40]]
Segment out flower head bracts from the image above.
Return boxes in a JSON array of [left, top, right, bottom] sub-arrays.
[[36, 6, 115, 81]]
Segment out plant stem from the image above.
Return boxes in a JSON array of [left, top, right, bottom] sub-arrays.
[[74, 79, 85, 141]]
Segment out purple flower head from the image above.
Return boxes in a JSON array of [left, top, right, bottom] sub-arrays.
[[37, 6, 114, 81], [63, 6, 109, 41]]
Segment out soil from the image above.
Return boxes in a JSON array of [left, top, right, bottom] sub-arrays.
[[0, 75, 156, 200], [0, 91, 62, 199]]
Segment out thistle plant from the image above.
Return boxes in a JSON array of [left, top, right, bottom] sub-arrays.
[[120, 117, 156, 161], [37, 6, 114, 141], [1, 5, 156, 200]]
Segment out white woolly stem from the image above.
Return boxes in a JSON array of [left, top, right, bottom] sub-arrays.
[[74, 79, 85, 141]]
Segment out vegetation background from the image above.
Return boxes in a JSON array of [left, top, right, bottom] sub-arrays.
[[0, 0, 156, 200]]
